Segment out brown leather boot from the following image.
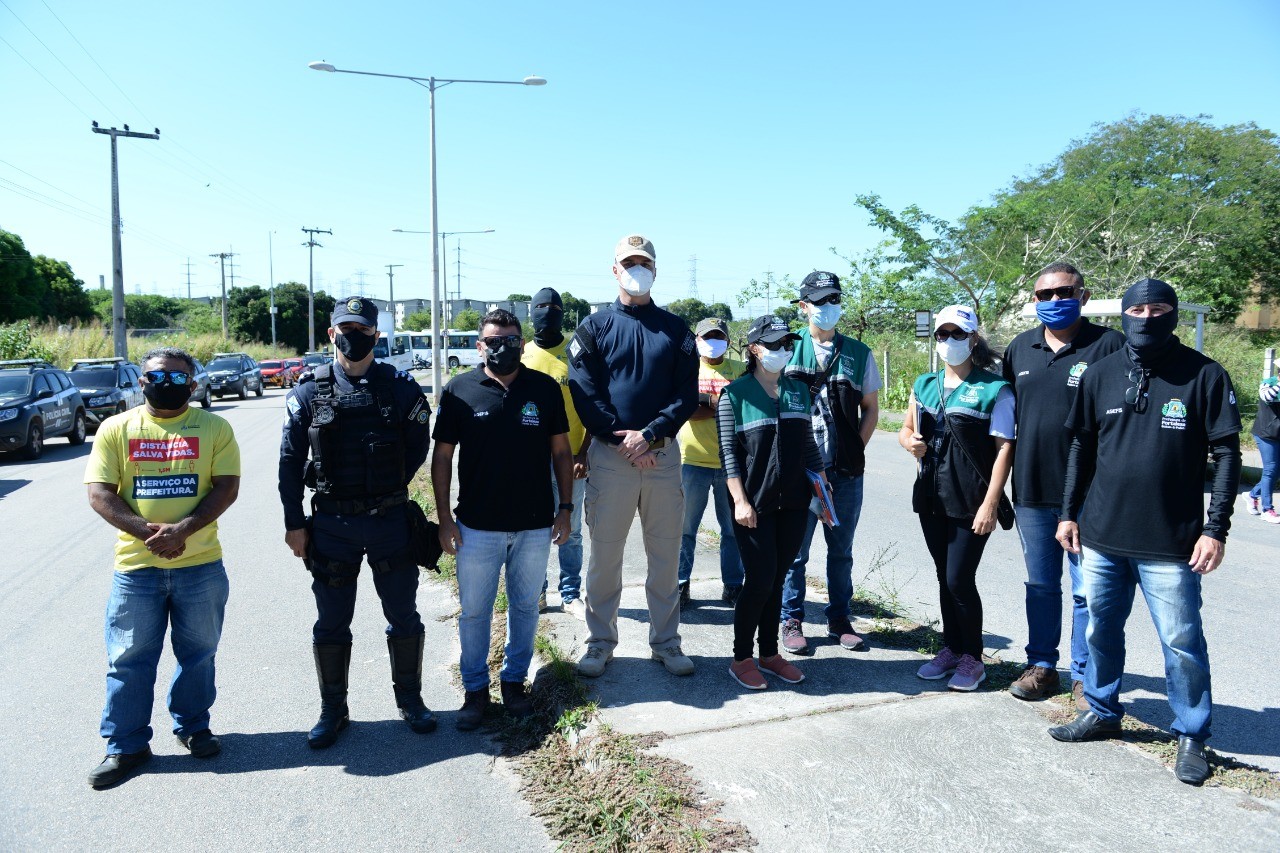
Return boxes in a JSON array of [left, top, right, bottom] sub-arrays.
[[1072, 680, 1089, 711], [456, 689, 490, 731], [1009, 664, 1061, 700]]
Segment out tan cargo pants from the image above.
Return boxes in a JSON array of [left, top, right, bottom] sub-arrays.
[[582, 438, 684, 651]]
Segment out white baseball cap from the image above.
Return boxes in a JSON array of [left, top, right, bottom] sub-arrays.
[[935, 304, 979, 334]]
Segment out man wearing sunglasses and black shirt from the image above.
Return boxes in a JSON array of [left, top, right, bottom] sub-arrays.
[[1002, 262, 1123, 707], [1050, 278, 1242, 788]]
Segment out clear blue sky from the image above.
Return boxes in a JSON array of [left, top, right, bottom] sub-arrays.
[[3, 0, 1278, 320]]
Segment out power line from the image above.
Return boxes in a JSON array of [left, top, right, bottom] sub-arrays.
[[0, 32, 91, 119], [0, 0, 122, 122]]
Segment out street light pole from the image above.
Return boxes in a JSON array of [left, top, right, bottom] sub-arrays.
[[385, 264, 403, 326], [268, 231, 277, 349], [392, 228, 493, 332], [310, 60, 544, 394]]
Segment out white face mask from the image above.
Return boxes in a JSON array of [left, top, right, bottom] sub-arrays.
[[617, 262, 655, 296], [809, 302, 842, 331], [696, 338, 728, 359], [757, 346, 791, 373], [936, 337, 972, 366]]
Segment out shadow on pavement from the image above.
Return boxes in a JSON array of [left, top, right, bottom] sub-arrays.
[[1117, 671, 1280, 759]]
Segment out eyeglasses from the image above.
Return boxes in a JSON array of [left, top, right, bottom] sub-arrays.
[[810, 295, 841, 307], [934, 329, 971, 342], [1125, 367, 1149, 412], [756, 339, 794, 352], [1034, 285, 1079, 302], [481, 335, 522, 350], [143, 370, 191, 386]]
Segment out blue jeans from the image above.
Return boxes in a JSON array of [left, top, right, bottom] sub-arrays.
[[781, 471, 864, 623], [1250, 435, 1278, 512], [1015, 505, 1087, 680], [542, 473, 586, 602], [678, 464, 744, 586], [456, 523, 550, 691], [100, 559, 230, 755], [1080, 547, 1212, 741]]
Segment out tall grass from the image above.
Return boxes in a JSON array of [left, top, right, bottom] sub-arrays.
[[7, 320, 294, 368]]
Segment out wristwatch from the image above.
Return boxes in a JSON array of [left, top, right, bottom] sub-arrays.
[[558, 502, 574, 512], [641, 427, 656, 444]]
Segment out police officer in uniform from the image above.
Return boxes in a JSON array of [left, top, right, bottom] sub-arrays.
[[279, 297, 435, 748]]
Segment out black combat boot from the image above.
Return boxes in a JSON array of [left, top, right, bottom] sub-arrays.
[[387, 633, 438, 734], [308, 643, 351, 749]]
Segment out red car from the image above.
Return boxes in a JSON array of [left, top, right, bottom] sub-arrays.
[[283, 357, 306, 383], [258, 359, 294, 388]]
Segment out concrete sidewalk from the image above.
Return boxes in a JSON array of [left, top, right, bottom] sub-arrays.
[[536, 514, 1280, 852]]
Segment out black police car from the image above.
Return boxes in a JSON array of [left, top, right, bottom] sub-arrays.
[[205, 352, 264, 400], [68, 357, 145, 428], [0, 359, 88, 460]]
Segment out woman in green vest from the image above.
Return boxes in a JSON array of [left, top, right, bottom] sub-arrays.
[[718, 316, 829, 690], [898, 305, 1015, 692]]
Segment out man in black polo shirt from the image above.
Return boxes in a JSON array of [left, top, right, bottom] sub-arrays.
[[1050, 278, 1241, 788], [432, 309, 573, 731], [1003, 262, 1123, 706]]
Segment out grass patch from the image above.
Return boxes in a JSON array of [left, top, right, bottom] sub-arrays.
[[697, 525, 721, 546]]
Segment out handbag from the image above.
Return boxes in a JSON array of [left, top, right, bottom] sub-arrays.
[[934, 374, 1015, 531]]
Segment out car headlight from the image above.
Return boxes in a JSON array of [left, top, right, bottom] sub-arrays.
[[89, 395, 111, 407], [0, 408, 17, 422]]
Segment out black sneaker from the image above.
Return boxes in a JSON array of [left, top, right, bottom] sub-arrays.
[[679, 581, 691, 607], [721, 584, 742, 604], [177, 729, 222, 758], [88, 747, 152, 789]]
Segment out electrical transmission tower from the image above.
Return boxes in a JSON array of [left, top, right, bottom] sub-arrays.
[[184, 258, 194, 301], [688, 255, 698, 300]]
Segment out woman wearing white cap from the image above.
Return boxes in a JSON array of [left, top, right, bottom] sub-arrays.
[[898, 305, 1015, 691]]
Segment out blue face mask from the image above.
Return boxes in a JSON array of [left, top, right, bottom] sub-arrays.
[[809, 303, 842, 331], [1035, 298, 1081, 330]]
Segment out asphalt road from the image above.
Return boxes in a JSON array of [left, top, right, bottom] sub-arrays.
[[0, 390, 547, 851]]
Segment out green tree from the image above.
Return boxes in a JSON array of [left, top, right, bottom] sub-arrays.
[[267, 282, 334, 353], [736, 273, 799, 325], [0, 230, 48, 322], [453, 308, 481, 332], [180, 302, 223, 336], [227, 285, 273, 343], [665, 298, 710, 327], [402, 310, 433, 331], [706, 302, 734, 322], [32, 255, 94, 322], [561, 291, 591, 329], [505, 293, 532, 303]]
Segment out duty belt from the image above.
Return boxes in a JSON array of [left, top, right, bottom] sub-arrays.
[[313, 489, 409, 516]]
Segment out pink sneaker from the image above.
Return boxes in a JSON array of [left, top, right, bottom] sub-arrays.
[[917, 647, 962, 680], [757, 654, 805, 684], [729, 658, 767, 690], [947, 654, 987, 692], [1262, 509, 1280, 524], [1245, 495, 1262, 516]]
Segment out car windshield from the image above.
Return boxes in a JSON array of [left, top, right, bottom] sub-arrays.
[[207, 358, 240, 372], [303, 354, 327, 365], [259, 361, 282, 370], [0, 374, 33, 399], [69, 369, 117, 388]]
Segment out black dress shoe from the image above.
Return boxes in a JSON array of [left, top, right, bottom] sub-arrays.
[[1175, 736, 1211, 786], [88, 747, 152, 789], [1048, 710, 1122, 743], [177, 729, 221, 758]]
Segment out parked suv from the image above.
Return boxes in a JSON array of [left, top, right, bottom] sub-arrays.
[[68, 357, 145, 428], [205, 352, 264, 400], [189, 358, 212, 409], [0, 359, 88, 459]]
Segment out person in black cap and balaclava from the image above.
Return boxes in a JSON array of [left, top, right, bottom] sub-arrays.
[[522, 288, 591, 619], [279, 296, 436, 748], [1050, 278, 1242, 787]]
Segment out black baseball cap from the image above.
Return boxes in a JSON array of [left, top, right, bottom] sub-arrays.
[[331, 296, 378, 326], [746, 315, 800, 345], [791, 270, 841, 304]]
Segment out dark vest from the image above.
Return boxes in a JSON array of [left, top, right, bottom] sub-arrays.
[[723, 374, 814, 514], [308, 364, 405, 497], [911, 369, 1008, 520]]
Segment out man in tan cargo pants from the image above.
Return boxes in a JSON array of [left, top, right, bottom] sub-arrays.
[[567, 234, 701, 677]]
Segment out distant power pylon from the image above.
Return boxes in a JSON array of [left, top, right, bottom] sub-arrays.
[[688, 255, 698, 300]]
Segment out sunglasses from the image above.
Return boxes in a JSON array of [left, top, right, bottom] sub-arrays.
[[934, 329, 971, 342], [756, 339, 794, 352], [1125, 367, 1149, 412], [810, 295, 841, 307], [143, 370, 191, 386], [481, 335, 523, 350], [1034, 285, 1079, 302]]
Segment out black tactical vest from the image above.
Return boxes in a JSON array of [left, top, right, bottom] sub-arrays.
[[308, 364, 406, 497]]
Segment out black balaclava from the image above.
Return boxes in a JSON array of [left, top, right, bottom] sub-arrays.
[[531, 287, 564, 348], [1121, 278, 1179, 366]]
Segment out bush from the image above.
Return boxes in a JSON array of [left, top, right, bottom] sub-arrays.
[[13, 320, 292, 369], [1202, 324, 1280, 445]]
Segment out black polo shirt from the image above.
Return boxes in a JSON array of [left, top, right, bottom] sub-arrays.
[[432, 365, 569, 532], [1002, 319, 1125, 507], [1064, 344, 1241, 562]]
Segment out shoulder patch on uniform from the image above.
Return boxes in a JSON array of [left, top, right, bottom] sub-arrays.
[[396, 370, 414, 381], [680, 331, 695, 355], [568, 337, 582, 359], [286, 395, 301, 416], [407, 396, 428, 423]]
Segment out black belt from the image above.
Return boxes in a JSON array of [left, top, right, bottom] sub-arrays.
[[313, 489, 409, 516]]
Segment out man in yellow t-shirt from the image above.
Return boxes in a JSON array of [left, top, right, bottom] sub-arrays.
[[522, 287, 591, 619], [83, 347, 241, 789], [677, 317, 746, 606]]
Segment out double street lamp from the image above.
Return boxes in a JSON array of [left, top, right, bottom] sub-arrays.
[[309, 60, 545, 394], [392, 227, 494, 330]]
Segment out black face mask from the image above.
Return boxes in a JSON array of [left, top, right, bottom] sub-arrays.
[[531, 288, 564, 347], [334, 329, 377, 361], [484, 345, 522, 377], [143, 381, 191, 410], [1120, 278, 1179, 365]]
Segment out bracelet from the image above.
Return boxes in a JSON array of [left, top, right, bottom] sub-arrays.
[[558, 502, 574, 512]]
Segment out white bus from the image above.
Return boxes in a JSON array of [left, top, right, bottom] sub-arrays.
[[373, 312, 414, 371], [438, 330, 481, 369]]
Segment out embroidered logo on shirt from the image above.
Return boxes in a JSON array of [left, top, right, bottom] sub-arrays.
[[957, 387, 980, 405], [1105, 407, 1124, 415], [1067, 362, 1089, 388], [680, 332, 695, 355], [521, 402, 540, 426], [1161, 398, 1188, 430]]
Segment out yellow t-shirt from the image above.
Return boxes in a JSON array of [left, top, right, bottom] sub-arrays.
[[84, 406, 241, 571], [521, 337, 586, 454], [679, 357, 746, 468]]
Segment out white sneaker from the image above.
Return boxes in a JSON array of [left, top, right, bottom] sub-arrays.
[[1263, 509, 1280, 525], [651, 645, 695, 676], [577, 646, 612, 678], [563, 598, 587, 621], [1245, 495, 1262, 516]]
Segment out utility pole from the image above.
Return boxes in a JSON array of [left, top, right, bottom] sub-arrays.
[[268, 232, 277, 349], [184, 258, 194, 301], [301, 227, 332, 351], [454, 242, 462, 330], [92, 122, 159, 358], [689, 255, 698, 300], [210, 252, 234, 339], [386, 264, 403, 328]]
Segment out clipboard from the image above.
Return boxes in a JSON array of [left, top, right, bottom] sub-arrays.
[[806, 469, 840, 527]]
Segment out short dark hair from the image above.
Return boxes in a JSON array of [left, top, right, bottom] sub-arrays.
[[1036, 262, 1085, 290], [480, 309, 521, 335], [140, 346, 195, 374]]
